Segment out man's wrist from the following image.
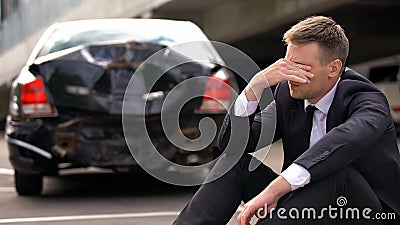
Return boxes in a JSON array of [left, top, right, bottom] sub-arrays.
[[233, 92, 258, 117], [244, 84, 264, 102], [245, 73, 270, 101], [280, 163, 311, 191], [266, 176, 291, 199]]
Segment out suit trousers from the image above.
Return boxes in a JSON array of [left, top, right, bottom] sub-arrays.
[[173, 154, 391, 225]]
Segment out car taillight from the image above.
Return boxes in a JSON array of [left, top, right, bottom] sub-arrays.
[[20, 77, 56, 116], [197, 70, 231, 113], [393, 106, 400, 112]]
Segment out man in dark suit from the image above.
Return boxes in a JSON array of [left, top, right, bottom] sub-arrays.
[[173, 16, 400, 225]]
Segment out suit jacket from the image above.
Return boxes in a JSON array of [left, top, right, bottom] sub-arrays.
[[218, 68, 400, 215]]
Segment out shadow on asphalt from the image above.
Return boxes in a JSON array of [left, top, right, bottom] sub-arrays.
[[40, 171, 199, 198]]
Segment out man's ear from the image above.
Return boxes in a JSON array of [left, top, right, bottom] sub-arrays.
[[328, 59, 342, 78]]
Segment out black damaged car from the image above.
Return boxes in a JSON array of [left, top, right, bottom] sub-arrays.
[[5, 19, 238, 195]]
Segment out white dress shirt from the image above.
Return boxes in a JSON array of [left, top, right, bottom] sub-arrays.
[[234, 80, 339, 190]]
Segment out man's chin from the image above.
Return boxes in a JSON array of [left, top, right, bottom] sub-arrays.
[[289, 91, 306, 100]]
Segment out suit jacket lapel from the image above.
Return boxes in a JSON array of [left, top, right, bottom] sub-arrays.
[[326, 80, 346, 132]]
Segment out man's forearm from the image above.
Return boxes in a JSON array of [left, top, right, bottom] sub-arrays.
[[244, 83, 266, 102]]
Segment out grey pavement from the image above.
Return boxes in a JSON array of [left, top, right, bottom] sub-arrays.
[[0, 133, 284, 225]]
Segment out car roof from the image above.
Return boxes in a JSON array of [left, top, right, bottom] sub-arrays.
[[48, 18, 209, 45], [28, 18, 218, 65]]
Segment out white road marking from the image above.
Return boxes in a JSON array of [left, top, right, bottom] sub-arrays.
[[0, 168, 14, 176], [0, 187, 14, 193], [0, 212, 181, 224]]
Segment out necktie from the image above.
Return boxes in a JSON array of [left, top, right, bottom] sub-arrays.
[[305, 105, 317, 148]]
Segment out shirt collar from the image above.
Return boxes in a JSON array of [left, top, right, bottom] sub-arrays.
[[304, 78, 340, 115]]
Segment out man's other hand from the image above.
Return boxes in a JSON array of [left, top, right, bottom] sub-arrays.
[[237, 176, 291, 225]]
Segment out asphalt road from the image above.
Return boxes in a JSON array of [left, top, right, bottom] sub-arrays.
[[0, 133, 284, 225]]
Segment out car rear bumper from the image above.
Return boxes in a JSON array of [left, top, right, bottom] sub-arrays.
[[6, 114, 137, 170], [5, 112, 225, 173], [7, 139, 56, 175]]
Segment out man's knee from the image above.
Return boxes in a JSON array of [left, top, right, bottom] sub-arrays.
[[204, 153, 253, 183], [311, 166, 362, 189], [305, 166, 383, 220]]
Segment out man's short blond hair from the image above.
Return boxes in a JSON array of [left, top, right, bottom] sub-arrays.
[[283, 16, 349, 68]]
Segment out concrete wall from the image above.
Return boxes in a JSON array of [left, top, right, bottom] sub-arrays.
[[0, 0, 171, 86], [202, 0, 348, 42]]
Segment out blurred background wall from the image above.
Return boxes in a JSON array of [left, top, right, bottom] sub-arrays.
[[1, 0, 400, 125]]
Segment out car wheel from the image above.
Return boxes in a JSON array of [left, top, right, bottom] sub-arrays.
[[14, 170, 43, 196]]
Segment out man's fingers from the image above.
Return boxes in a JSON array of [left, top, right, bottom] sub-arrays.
[[287, 62, 314, 78], [279, 59, 314, 83], [289, 69, 314, 82], [237, 210, 249, 225], [283, 59, 312, 71], [294, 67, 314, 79], [237, 207, 253, 225], [286, 74, 309, 84], [294, 62, 312, 71]]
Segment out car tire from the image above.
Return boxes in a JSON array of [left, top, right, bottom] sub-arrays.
[[14, 170, 43, 196]]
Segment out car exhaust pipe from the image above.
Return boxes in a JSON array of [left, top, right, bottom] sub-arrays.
[[51, 145, 68, 158]]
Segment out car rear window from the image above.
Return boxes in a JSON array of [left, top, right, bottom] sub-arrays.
[[39, 29, 150, 56]]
